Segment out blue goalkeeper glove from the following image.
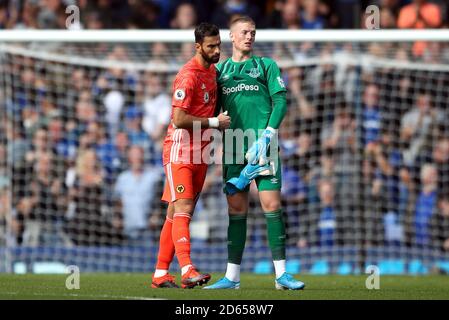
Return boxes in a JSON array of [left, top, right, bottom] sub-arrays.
[[225, 161, 276, 195], [245, 127, 277, 166]]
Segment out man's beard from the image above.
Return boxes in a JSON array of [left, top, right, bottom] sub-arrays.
[[201, 49, 220, 64]]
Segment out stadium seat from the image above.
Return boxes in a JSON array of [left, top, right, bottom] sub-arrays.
[[32, 262, 67, 274], [286, 259, 301, 274], [408, 259, 428, 275], [309, 260, 330, 275], [253, 260, 273, 274], [337, 262, 352, 275], [378, 259, 405, 275], [13, 262, 27, 274], [435, 261, 449, 274]]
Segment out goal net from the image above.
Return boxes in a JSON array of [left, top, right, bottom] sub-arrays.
[[1, 30, 449, 275]]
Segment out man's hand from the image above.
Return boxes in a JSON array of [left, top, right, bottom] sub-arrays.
[[225, 161, 276, 195], [217, 111, 231, 130], [245, 128, 276, 165]]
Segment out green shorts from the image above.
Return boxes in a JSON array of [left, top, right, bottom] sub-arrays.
[[222, 156, 282, 195]]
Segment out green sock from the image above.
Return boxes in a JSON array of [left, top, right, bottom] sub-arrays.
[[227, 214, 247, 265], [264, 210, 286, 261]]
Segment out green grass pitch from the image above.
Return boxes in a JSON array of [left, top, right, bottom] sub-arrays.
[[1, 273, 448, 300]]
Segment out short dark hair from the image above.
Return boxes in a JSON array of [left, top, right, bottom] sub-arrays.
[[230, 15, 256, 28], [194, 22, 220, 44]]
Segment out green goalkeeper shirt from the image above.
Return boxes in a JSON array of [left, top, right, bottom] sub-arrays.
[[216, 55, 287, 159]]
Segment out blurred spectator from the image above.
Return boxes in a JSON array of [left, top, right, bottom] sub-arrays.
[[380, 7, 397, 29], [13, 0, 39, 29], [413, 163, 438, 247], [88, 121, 123, 184], [36, 0, 62, 29], [178, 42, 196, 64], [313, 63, 340, 130], [75, 90, 98, 131], [301, 0, 326, 29], [367, 129, 403, 208], [0, 2, 7, 29], [400, 92, 443, 168], [277, 0, 301, 29], [142, 72, 171, 153], [48, 116, 68, 159], [361, 83, 381, 149], [211, 0, 262, 28], [317, 180, 336, 247], [321, 106, 358, 235], [114, 130, 131, 167], [114, 146, 163, 245], [24, 126, 66, 178], [0, 185, 9, 246], [321, 105, 357, 181], [127, 0, 161, 29], [367, 129, 405, 245], [309, 147, 336, 189], [7, 123, 28, 165], [22, 106, 40, 139], [0, 143, 11, 246], [430, 195, 449, 252], [66, 149, 122, 246], [378, 0, 401, 15], [281, 131, 312, 247], [24, 127, 48, 165], [398, 166, 413, 217], [397, 0, 443, 56], [266, 0, 285, 28], [0, 0, 446, 33], [84, 11, 104, 30], [38, 98, 60, 128], [397, 0, 442, 29], [387, 76, 414, 130], [123, 105, 152, 149], [281, 142, 308, 246], [170, 2, 197, 29], [103, 90, 125, 139], [20, 152, 68, 246], [284, 67, 317, 133], [0, 143, 7, 187], [432, 136, 449, 196]]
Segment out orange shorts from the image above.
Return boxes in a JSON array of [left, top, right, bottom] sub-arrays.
[[161, 163, 208, 203]]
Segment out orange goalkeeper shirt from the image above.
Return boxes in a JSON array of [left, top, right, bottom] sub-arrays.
[[162, 57, 217, 165]]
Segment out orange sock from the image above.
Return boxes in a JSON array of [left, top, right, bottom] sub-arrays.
[[172, 212, 192, 268], [155, 217, 175, 270]]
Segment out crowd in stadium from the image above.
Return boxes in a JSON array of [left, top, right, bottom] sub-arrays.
[[0, 0, 448, 30], [0, 0, 449, 254]]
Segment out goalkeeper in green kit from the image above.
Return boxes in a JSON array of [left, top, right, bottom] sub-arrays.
[[204, 16, 305, 290]]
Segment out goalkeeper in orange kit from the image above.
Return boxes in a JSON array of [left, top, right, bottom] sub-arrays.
[[151, 22, 230, 288]]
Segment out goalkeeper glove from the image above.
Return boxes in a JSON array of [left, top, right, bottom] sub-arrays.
[[245, 127, 277, 166], [225, 161, 276, 195]]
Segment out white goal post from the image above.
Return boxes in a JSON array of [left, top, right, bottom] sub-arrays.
[[0, 29, 448, 42]]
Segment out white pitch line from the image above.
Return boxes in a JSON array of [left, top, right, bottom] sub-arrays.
[[1, 292, 166, 300]]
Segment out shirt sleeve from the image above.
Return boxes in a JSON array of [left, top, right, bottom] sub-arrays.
[[263, 57, 287, 97], [267, 91, 287, 129], [172, 74, 195, 112]]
